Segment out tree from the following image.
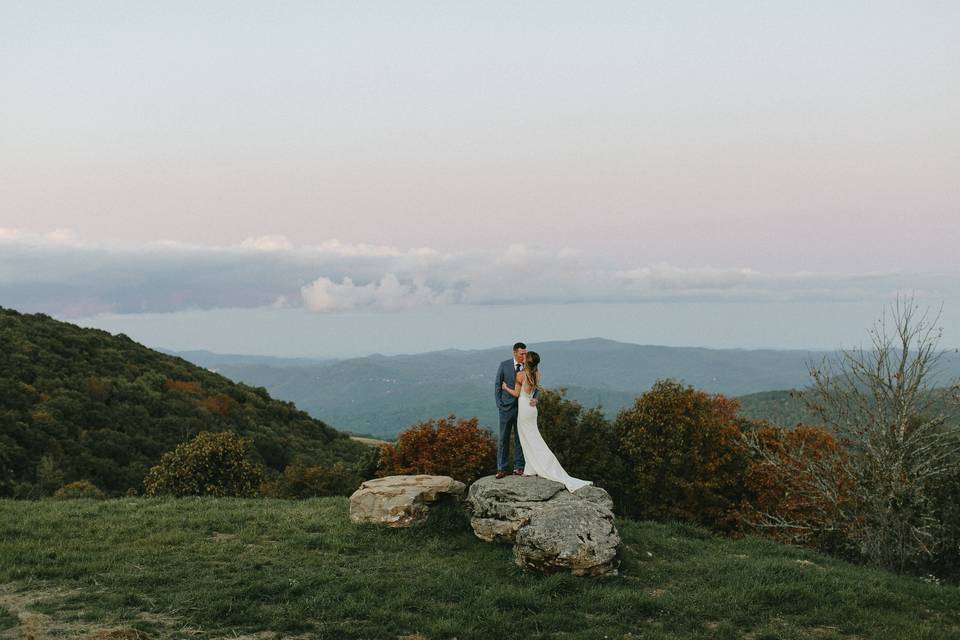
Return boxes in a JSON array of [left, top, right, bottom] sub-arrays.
[[802, 296, 960, 571], [376, 416, 496, 484], [739, 421, 855, 552], [36, 455, 64, 496], [536, 388, 626, 505], [614, 379, 749, 530]]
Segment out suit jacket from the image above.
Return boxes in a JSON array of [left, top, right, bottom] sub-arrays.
[[494, 358, 538, 413]]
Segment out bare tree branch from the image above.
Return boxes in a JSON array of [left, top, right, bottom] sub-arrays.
[[749, 295, 960, 572]]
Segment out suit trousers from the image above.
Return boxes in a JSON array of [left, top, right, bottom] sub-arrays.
[[497, 405, 525, 471]]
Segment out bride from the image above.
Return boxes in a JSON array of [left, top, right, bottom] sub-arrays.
[[501, 351, 592, 493]]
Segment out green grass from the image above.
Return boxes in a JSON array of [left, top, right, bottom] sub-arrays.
[[0, 607, 16, 632], [1, 498, 959, 639]]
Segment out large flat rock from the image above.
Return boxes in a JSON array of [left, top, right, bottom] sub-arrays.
[[349, 475, 466, 528]]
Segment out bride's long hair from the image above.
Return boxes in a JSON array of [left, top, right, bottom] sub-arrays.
[[524, 351, 541, 392]]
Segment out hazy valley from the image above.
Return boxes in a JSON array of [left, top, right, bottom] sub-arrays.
[[174, 339, 960, 438]]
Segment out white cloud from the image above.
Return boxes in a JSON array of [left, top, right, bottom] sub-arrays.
[[308, 239, 403, 258], [238, 235, 294, 251], [0, 227, 82, 246], [0, 231, 955, 317], [301, 274, 455, 312]]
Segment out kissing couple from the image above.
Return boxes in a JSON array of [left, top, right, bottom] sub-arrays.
[[493, 342, 591, 493]]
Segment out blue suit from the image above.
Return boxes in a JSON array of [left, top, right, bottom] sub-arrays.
[[494, 358, 538, 472]]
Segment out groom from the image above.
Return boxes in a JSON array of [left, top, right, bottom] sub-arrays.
[[494, 342, 537, 479]]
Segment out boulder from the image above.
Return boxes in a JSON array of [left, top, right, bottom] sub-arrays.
[[465, 475, 620, 576], [513, 501, 621, 576], [465, 475, 564, 541], [349, 475, 466, 528]]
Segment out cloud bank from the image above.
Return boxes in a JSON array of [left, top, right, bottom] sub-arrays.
[[1, 229, 955, 317]]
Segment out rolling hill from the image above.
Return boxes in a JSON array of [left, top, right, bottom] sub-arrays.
[[0, 307, 371, 498]]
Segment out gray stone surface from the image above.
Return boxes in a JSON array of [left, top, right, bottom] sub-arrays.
[[469, 517, 523, 543], [465, 475, 565, 536], [349, 475, 466, 528], [513, 501, 621, 576], [465, 474, 620, 576]]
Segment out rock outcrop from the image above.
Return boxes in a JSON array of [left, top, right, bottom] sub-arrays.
[[349, 475, 466, 528], [465, 475, 620, 576]]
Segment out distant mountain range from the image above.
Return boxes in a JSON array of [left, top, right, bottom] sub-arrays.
[[172, 338, 960, 438], [159, 349, 335, 369]]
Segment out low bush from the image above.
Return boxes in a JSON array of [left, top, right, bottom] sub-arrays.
[[144, 430, 263, 497], [377, 416, 496, 484], [52, 480, 107, 500], [925, 456, 960, 578], [261, 461, 366, 498], [536, 388, 627, 505], [738, 421, 855, 554]]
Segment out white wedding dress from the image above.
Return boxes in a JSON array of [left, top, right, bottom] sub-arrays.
[[517, 387, 592, 493]]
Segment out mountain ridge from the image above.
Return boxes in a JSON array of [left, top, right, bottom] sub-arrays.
[[178, 339, 960, 438]]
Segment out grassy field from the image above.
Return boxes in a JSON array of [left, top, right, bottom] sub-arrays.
[[1, 498, 959, 640]]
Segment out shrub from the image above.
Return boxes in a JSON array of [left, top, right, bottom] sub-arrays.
[[36, 455, 64, 496], [144, 430, 264, 497], [83, 376, 113, 401], [536, 388, 626, 505], [261, 461, 365, 498], [53, 480, 107, 500], [163, 378, 203, 395], [926, 450, 960, 578], [614, 379, 749, 531], [194, 394, 239, 416], [739, 421, 855, 553], [377, 416, 496, 484]]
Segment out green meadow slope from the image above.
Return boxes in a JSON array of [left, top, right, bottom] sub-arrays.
[[1, 497, 958, 640]]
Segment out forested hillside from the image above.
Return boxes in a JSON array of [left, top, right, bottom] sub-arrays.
[[736, 388, 960, 428], [0, 307, 370, 497], [736, 389, 813, 425]]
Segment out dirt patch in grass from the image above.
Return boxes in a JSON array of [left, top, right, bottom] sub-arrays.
[[86, 630, 154, 640], [225, 633, 314, 640], [209, 531, 238, 542], [0, 584, 171, 640], [0, 584, 78, 640], [648, 579, 676, 599]]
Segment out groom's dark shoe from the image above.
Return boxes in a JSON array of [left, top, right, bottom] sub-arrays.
[[495, 470, 507, 479], [513, 468, 524, 476]]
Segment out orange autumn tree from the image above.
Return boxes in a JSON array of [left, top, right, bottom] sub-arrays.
[[739, 422, 856, 551], [377, 416, 496, 484]]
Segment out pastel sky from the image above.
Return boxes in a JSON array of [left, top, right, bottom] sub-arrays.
[[1, 2, 958, 355]]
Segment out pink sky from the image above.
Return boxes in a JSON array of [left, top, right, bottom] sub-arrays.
[[2, 2, 958, 276]]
